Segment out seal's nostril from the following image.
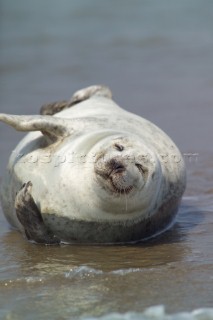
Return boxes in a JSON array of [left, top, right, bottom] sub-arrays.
[[109, 159, 125, 173]]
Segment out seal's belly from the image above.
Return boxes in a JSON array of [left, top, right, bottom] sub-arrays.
[[42, 196, 180, 243]]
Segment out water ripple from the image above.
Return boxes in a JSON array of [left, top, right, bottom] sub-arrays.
[[65, 266, 142, 278]]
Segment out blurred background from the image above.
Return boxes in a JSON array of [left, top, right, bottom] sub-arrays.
[[1, 0, 213, 168]]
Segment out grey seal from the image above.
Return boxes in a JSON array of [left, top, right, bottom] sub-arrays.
[[0, 85, 186, 244]]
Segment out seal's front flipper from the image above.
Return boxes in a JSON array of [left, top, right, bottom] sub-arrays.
[[0, 113, 70, 143], [15, 181, 60, 244]]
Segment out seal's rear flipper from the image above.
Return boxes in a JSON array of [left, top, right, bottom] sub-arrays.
[[40, 100, 71, 116], [15, 182, 60, 244], [40, 85, 112, 115], [70, 85, 112, 105], [0, 113, 70, 143]]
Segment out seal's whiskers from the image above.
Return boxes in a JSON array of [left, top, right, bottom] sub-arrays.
[[124, 190, 128, 212]]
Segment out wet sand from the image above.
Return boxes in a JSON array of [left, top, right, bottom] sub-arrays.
[[0, 156, 212, 319]]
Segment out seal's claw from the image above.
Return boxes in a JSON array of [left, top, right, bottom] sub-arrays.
[[15, 181, 60, 244]]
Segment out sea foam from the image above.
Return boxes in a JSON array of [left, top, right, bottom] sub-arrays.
[[82, 305, 213, 320]]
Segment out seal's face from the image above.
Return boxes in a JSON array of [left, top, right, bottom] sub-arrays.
[[95, 139, 146, 195], [93, 135, 159, 209]]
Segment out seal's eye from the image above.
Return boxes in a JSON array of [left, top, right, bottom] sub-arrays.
[[135, 163, 146, 174], [114, 143, 124, 152]]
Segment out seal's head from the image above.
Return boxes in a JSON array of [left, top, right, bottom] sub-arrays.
[[90, 134, 162, 217], [95, 138, 147, 195]]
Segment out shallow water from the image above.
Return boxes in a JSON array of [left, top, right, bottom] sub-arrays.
[[0, 0, 213, 319]]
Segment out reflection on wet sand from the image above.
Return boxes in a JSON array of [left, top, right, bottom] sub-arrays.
[[0, 204, 202, 276], [0, 202, 212, 319]]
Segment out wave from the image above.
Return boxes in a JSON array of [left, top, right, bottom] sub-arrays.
[[1, 266, 143, 287], [65, 266, 142, 278], [82, 305, 213, 320]]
